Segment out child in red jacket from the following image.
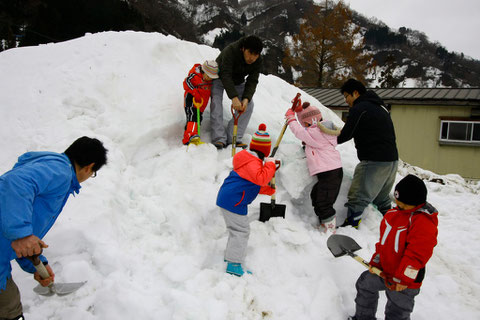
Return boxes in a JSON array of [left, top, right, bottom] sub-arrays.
[[216, 124, 277, 276], [182, 60, 219, 145], [351, 174, 438, 320]]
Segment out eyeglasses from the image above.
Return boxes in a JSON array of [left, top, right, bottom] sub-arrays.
[[91, 171, 97, 178], [343, 93, 350, 101]]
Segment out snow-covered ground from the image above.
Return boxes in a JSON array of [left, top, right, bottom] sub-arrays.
[[1, 31, 479, 320]]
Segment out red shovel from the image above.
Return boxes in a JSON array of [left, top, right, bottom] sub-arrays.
[[231, 105, 243, 157]]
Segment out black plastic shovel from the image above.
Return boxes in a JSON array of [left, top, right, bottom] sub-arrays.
[[326, 234, 384, 278], [259, 93, 302, 222], [30, 255, 86, 296], [259, 161, 285, 222]]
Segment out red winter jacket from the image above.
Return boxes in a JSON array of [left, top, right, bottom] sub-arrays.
[[183, 64, 212, 112], [370, 202, 438, 289]]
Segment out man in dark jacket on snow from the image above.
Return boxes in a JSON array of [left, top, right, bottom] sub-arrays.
[[210, 35, 263, 149], [338, 79, 398, 228], [0, 137, 107, 320]]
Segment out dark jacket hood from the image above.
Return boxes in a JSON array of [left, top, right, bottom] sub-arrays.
[[354, 90, 385, 107]]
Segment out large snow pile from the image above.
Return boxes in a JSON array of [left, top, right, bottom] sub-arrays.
[[1, 31, 479, 319]]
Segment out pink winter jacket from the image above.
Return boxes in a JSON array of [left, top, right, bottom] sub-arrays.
[[287, 120, 342, 176]]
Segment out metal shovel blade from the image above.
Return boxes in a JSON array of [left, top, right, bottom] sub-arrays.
[[259, 202, 286, 222], [34, 281, 86, 296], [33, 285, 54, 296], [327, 234, 362, 257]]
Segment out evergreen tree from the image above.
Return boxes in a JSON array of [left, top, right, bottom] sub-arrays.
[[213, 29, 244, 51], [20, 0, 144, 47], [0, 0, 32, 51], [283, 0, 372, 87], [379, 54, 400, 88], [240, 12, 247, 26]]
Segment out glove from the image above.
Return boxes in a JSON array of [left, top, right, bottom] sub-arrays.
[[265, 157, 275, 164], [383, 277, 407, 291], [285, 109, 295, 118], [275, 159, 281, 170], [34, 263, 55, 287], [285, 109, 295, 124]]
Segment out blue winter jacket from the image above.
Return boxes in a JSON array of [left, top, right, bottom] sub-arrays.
[[0, 151, 80, 291]]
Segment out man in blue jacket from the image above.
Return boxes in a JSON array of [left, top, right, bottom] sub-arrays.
[[0, 137, 107, 320]]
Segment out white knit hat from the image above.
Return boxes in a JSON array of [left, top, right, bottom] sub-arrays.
[[202, 60, 219, 79]]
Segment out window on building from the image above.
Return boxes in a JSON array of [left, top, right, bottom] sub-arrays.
[[439, 120, 480, 146]]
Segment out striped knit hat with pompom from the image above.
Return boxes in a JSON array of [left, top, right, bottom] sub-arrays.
[[249, 123, 271, 157]]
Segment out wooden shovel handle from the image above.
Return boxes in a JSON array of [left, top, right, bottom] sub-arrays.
[[269, 93, 301, 158], [28, 254, 52, 283], [34, 261, 51, 280], [231, 105, 243, 157], [352, 255, 385, 279]]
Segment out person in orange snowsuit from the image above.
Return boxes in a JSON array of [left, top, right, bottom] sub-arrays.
[[182, 60, 219, 145]]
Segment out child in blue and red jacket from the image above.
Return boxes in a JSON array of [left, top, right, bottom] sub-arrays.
[[216, 124, 277, 276], [182, 60, 219, 145], [351, 174, 438, 320]]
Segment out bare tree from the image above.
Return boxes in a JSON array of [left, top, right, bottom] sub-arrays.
[[283, 0, 372, 87]]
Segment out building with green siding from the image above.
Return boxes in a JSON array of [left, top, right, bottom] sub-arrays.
[[302, 87, 480, 179]]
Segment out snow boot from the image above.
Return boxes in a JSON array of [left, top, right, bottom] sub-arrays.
[[321, 216, 336, 234], [226, 141, 248, 149], [226, 262, 252, 277], [182, 121, 199, 145], [340, 209, 362, 229], [188, 135, 205, 145], [235, 141, 248, 149], [213, 141, 226, 149]]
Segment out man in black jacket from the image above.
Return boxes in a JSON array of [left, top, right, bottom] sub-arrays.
[[338, 79, 398, 228], [210, 36, 263, 149]]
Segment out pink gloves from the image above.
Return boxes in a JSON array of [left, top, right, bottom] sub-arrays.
[[285, 109, 295, 124]]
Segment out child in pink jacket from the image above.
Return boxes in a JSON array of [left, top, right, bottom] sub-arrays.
[[285, 102, 343, 232]]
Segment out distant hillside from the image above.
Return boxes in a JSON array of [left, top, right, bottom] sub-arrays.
[[352, 13, 480, 88], [2, 0, 480, 87]]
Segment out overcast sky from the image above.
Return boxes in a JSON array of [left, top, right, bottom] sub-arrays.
[[339, 0, 480, 60]]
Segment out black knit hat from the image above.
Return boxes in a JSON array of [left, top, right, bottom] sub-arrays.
[[394, 174, 427, 206]]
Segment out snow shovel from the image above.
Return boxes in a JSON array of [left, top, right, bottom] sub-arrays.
[[231, 105, 243, 157], [259, 160, 285, 222], [270, 92, 302, 157], [29, 255, 86, 296], [326, 234, 384, 278], [258, 93, 302, 222], [189, 97, 205, 146]]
